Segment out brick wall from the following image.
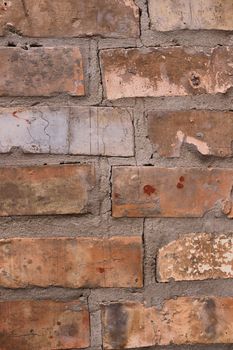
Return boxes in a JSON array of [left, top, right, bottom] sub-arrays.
[[0, 1, 233, 349]]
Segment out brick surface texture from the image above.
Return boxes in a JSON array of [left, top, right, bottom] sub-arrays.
[[0, 0, 233, 349], [0, 300, 90, 350], [0, 236, 142, 288]]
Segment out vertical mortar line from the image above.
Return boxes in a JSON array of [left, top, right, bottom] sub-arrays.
[[86, 292, 93, 349], [142, 217, 146, 289], [89, 106, 92, 155], [97, 107, 100, 155], [97, 39, 104, 104], [109, 164, 113, 217], [67, 106, 72, 154], [144, 0, 151, 31], [131, 107, 137, 161]]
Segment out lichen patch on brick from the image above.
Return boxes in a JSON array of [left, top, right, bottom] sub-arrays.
[[157, 233, 233, 282]]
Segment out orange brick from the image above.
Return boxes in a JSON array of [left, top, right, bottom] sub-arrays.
[[148, 110, 233, 157], [0, 47, 84, 96], [0, 299, 89, 350], [0, 236, 143, 288], [0, 0, 139, 38], [157, 233, 233, 282], [112, 167, 233, 218], [0, 165, 95, 216], [102, 297, 233, 348], [100, 47, 233, 99]]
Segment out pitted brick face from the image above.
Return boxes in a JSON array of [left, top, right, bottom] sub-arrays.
[[100, 47, 233, 99], [149, 0, 233, 31], [112, 167, 233, 218], [0, 300, 90, 350], [157, 233, 233, 282], [102, 297, 233, 348], [0, 47, 84, 96], [0, 0, 139, 38], [148, 110, 233, 158]]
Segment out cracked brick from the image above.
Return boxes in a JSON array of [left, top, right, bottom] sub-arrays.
[[0, 107, 134, 156]]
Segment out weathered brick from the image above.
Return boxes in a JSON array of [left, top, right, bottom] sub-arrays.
[[149, 0, 233, 31], [0, 107, 134, 156], [69, 107, 134, 156], [0, 0, 139, 38], [148, 110, 233, 158], [0, 236, 142, 288], [157, 233, 233, 282], [0, 47, 84, 96], [100, 47, 233, 99], [0, 299, 89, 350], [0, 107, 69, 154], [0, 164, 95, 216], [112, 167, 233, 218], [102, 297, 233, 348]]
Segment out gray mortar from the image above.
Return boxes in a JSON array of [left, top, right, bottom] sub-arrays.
[[0, 1, 233, 349]]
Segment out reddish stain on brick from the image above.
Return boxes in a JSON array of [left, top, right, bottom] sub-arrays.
[[177, 182, 184, 189], [143, 185, 156, 196], [112, 167, 233, 218], [98, 267, 105, 274]]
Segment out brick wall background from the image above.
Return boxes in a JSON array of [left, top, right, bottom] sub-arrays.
[[0, 1, 233, 349]]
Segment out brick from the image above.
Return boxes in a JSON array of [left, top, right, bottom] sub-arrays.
[[102, 297, 233, 348], [0, 107, 69, 154], [112, 167, 233, 218], [0, 164, 95, 216], [149, 0, 233, 31], [0, 47, 84, 96], [100, 47, 233, 99], [0, 299, 89, 350], [0, 236, 142, 288], [0, 107, 134, 156], [148, 110, 233, 158], [157, 233, 233, 282], [0, 0, 139, 38], [69, 107, 134, 156]]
